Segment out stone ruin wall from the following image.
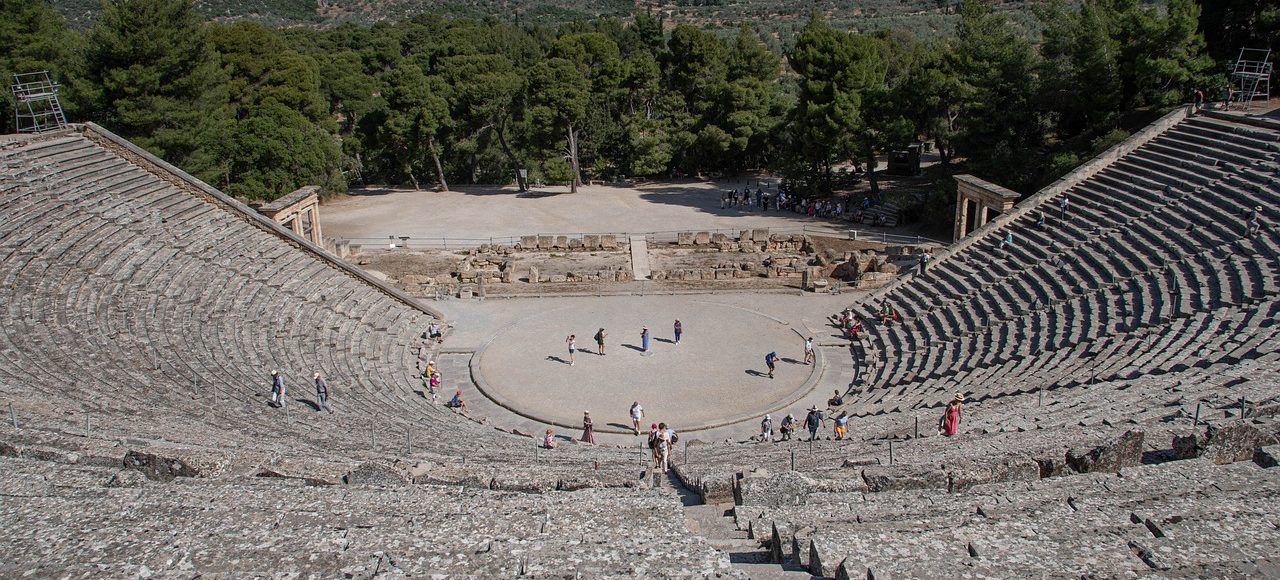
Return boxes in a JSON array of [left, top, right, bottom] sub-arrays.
[[384, 230, 924, 293]]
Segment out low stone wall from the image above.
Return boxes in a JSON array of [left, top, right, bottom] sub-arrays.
[[675, 230, 811, 253], [515, 234, 624, 251]]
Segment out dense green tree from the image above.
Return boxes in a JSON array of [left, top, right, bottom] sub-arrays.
[[209, 21, 342, 199], [0, 0, 83, 134], [950, 0, 1043, 190], [1200, 0, 1280, 71], [528, 57, 590, 192], [787, 15, 885, 194], [83, 0, 227, 182], [378, 62, 451, 191], [441, 54, 529, 189]]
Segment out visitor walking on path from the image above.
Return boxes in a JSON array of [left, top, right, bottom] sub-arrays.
[[270, 370, 285, 408], [543, 428, 557, 449], [1059, 195, 1070, 219], [673, 319, 683, 344], [314, 373, 333, 414], [803, 337, 815, 365], [939, 393, 964, 436], [594, 328, 607, 355], [580, 411, 596, 444], [918, 251, 929, 276], [804, 406, 825, 441], [630, 402, 645, 435], [566, 334, 576, 366], [759, 414, 774, 442], [641, 326, 651, 352], [765, 351, 778, 379]]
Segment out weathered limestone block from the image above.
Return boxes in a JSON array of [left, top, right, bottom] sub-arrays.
[[600, 234, 618, 249], [599, 269, 616, 282], [694, 231, 711, 245], [678, 232, 695, 245], [1066, 430, 1143, 473], [878, 262, 900, 274], [752, 228, 770, 242], [712, 233, 730, 244], [552, 235, 568, 249], [567, 237, 583, 250], [537, 235, 554, 249], [1254, 445, 1280, 468], [550, 274, 567, 283], [861, 465, 948, 492], [528, 266, 539, 284], [124, 450, 203, 481], [583, 234, 601, 249], [1173, 423, 1277, 464], [715, 268, 735, 280], [343, 461, 411, 486], [736, 470, 817, 507], [500, 270, 513, 283], [739, 230, 753, 242], [519, 235, 538, 249]]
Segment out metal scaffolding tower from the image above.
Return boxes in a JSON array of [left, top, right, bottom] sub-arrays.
[[1228, 48, 1272, 110], [11, 72, 67, 133]]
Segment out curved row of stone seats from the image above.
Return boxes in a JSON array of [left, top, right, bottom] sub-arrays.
[[741, 456, 1280, 577], [0, 126, 640, 487], [0, 455, 735, 578], [843, 112, 1279, 416], [670, 350, 1280, 503]]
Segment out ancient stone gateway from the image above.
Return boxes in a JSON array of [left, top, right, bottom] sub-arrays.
[[258, 185, 324, 245], [952, 174, 1020, 241]]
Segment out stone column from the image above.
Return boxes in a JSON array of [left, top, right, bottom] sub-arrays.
[[290, 214, 304, 237], [954, 193, 970, 241], [977, 204, 990, 229], [308, 203, 323, 245]]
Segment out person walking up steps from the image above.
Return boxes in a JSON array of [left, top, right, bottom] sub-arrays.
[[759, 414, 774, 442], [803, 337, 815, 365], [630, 402, 645, 435], [565, 334, 576, 366], [765, 351, 778, 379], [269, 370, 285, 408], [673, 319, 682, 344], [314, 373, 333, 414], [641, 326, 651, 353], [594, 328, 607, 355], [1059, 195, 1070, 220], [804, 405, 825, 441]]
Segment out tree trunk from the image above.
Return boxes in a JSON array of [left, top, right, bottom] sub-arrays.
[[427, 136, 448, 192], [406, 162, 421, 191], [495, 123, 527, 191], [567, 122, 581, 193], [865, 142, 880, 196]]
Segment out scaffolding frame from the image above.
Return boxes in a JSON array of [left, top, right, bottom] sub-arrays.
[[1228, 48, 1272, 111], [11, 71, 67, 133]]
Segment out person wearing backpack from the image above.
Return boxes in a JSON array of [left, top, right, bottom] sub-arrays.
[[594, 328, 607, 355], [654, 423, 672, 473], [764, 351, 778, 379]]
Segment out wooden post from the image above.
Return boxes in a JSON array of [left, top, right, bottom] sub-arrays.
[[9, 403, 15, 429], [914, 416, 919, 439], [790, 449, 796, 471], [889, 440, 894, 465], [1240, 398, 1247, 420], [1193, 403, 1201, 427], [1039, 386, 1044, 407]]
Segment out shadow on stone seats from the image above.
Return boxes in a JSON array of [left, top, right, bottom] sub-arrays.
[[294, 398, 320, 412]]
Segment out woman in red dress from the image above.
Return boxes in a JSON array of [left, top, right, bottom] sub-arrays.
[[939, 393, 963, 436], [580, 411, 596, 444]]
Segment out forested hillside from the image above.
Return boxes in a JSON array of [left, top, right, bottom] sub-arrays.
[[2, 0, 1276, 208]]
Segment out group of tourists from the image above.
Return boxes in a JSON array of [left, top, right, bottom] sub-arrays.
[[267, 370, 334, 414], [758, 392, 964, 444]]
